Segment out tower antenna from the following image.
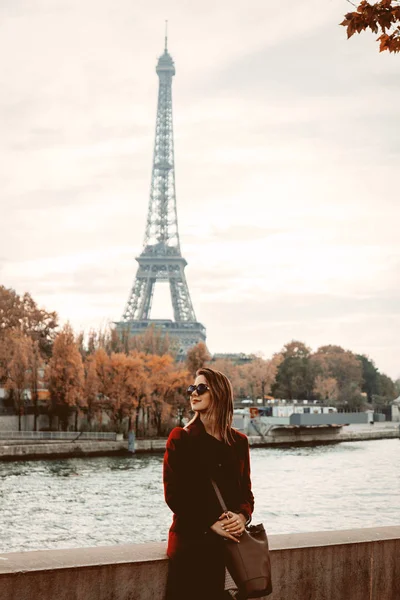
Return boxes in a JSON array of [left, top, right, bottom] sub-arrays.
[[165, 20, 168, 51]]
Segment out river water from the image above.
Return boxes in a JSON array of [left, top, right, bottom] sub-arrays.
[[0, 439, 398, 554]]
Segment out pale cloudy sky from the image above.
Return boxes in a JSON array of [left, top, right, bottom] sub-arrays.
[[1, 0, 399, 378]]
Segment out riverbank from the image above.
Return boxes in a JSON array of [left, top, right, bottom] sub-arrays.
[[0, 423, 398, 461]]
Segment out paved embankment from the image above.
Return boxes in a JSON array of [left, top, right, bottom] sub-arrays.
[[248, 423, 400, 447], [0, 440, 129, 461], [0, 423, 398, 461], [338, 423, 400, 442]]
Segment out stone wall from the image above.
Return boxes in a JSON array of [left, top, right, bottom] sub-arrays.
[[0, 440, 128, 460], [0, 526, 399, 600]]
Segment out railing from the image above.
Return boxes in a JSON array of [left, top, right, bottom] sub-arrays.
[[0, 431, 118, 441]]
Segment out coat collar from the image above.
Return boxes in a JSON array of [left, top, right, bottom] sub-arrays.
[[184, 415, 207, 438]]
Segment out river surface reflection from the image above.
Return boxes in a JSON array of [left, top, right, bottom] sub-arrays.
[[0, 439, 398, 553]]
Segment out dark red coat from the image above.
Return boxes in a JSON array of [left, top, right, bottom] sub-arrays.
[[163, 417, 254, 600]]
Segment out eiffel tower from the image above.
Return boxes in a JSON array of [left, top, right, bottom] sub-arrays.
[[115, 32, 206, 355]]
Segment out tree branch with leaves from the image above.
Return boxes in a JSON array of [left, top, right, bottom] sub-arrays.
[[341, 0, 400, 52]]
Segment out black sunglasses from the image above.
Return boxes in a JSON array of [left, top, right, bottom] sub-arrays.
[[187, 383, 210, 397]]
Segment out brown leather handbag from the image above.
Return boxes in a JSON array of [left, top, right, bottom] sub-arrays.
[[211, 480, 273, 599]]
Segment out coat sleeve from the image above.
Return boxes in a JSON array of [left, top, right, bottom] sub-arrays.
[[163, 427, 222, 532], [238, 436, 254, 524]]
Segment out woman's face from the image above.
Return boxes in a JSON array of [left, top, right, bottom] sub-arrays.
[[190, 374, 211, 413]]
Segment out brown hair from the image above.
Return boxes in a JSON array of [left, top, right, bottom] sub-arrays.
[[188, 367, 235, 445]]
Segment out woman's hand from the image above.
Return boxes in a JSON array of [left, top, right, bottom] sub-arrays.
[[210, 512, 240, 543], [211, 511, 246, 541], [219, 511, 246, 537]]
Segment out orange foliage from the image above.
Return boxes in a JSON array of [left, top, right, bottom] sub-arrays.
[[107, 352, 145, 427], [128, 325, 177, 357], [341, 0, 400, 52], [311, 345, 363, 406], [86, 349, 190, 434], [185, 342, 211, 377], [0, 285, 58, 357], [0, 329, 43, 430], [4, 331, 33, 430], [90, 349, 148, 428], [82, 356, 100, 425], [145, 354, 190, 434], [241, 354, 283, 401], [209, 358, 244, 398], [46, 324, 84, 429], [313, 375, 339, 403], [28, 339, 42, 431]]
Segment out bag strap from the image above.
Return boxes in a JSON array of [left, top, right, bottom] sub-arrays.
[[210, 478, 228, 513]]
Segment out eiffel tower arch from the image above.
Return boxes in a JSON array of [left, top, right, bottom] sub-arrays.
[[115, 34, 206, 356]]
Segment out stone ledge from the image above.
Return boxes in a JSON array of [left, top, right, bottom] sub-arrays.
[[1, 527, 399, 600], [1, 526, 399, 575], [268, 525, 400, 550], [0, 542, 167, 574]]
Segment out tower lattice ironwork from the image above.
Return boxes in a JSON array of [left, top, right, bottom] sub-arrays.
[[115, 34, 206, 354]]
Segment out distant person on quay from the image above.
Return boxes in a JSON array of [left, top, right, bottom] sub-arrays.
[[163, 367, 254, 600]]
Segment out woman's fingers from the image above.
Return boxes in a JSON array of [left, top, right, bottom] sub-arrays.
[[224, 522, 240, 530], [218, 512, 245, 537], [229, 528, 244, 536], [223, 530, 240, 543], [223, 519, 244, 533], [221, 516, 239, 527], [213, 521, 240, 543]]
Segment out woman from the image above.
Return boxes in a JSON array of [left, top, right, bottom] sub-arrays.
[[163, 367, 254, 600]]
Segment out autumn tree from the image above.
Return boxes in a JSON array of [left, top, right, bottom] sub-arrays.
[[5, 331, 32, 430], [46, 324, 84, 430], [93, 349, 148, 434], [185, 342, 211, 377], [76, 331, 86, 360], [209, 358, 245, 399], [92, 347, 110, 398], [128, 352, 150, 435], [0, 286, 58, 357], [241, 355, 283, 403], [90, 348, 113, 429], [98, 327, 126, 355], [311, 345, 364, 409], [87, 329, 99, 355], [80, 324, 179, 360], [341, 0, 400, 53], [90, 348, 188, 435], [82, 356, 100, 427], [313, 375, 339, 404], [127, 325, 178, 358], [0, 331, 41, 427], [28, 339, 42, 432], [0, 333, 10, 386], [145, 355, 190, 435], [106, 353, 142, 432], [272, 341, 316, 400]]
